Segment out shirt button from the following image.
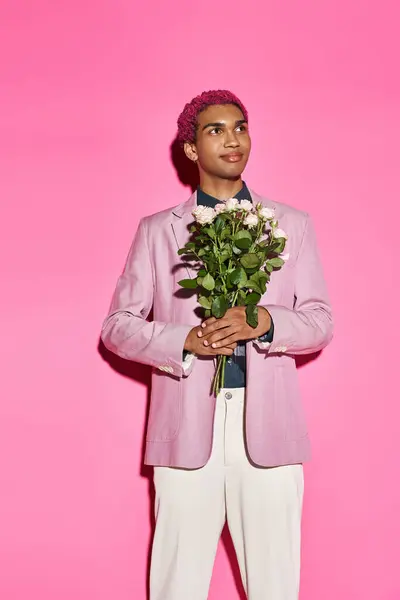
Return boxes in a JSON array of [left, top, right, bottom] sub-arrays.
[[225, 392, 232, 400]]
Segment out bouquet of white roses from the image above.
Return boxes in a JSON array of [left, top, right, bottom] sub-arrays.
[[178, 198, 288, 395]]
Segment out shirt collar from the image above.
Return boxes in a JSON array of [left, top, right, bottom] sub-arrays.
[[197, 181, 251, 208]]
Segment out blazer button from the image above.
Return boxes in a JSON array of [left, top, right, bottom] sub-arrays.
[[225, 392, 232, 400]]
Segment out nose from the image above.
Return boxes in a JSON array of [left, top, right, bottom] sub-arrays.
[[224, 130, 240, 148]]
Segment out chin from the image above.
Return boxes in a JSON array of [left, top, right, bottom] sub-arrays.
[[221, 156, 249, 179], [220, 166, 246, 180]]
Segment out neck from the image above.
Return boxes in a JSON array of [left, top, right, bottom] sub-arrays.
[[199, 175, 243, 200]]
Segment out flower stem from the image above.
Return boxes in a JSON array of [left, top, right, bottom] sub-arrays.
[[212, 355, 228, 396], [212, 355, 222, 395], [231, 290, 239, 307], [220, 355, 226, 393]]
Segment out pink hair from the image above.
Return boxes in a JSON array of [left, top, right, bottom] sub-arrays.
[[177, 89, 248, 145]]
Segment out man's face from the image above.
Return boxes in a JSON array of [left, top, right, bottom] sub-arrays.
[[184, 104, 251, 180]]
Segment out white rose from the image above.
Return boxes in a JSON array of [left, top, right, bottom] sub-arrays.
[[192, 205, 216, 225], [280, 252, 290, 262], [273, 227, 288, 239], [243, 213, 259, 228], [259, 206, 275, 220], [214, 203, 226, 214], [225, 198, 239, 211], [239, 199, 253, 212]]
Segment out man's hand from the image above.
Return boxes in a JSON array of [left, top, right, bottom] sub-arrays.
[[197, 306, 272, 349], [184, 326, 237, 356]]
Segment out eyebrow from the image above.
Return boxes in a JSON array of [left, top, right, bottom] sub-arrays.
[[202, 119, 247, 131]]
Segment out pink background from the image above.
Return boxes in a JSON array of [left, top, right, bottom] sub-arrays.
[[1, 1, 399, 599]]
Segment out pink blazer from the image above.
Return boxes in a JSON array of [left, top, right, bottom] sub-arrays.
[[101, 189, 333, 468]]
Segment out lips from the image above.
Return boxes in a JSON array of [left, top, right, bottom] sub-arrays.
[[221, 152, 243, 163]]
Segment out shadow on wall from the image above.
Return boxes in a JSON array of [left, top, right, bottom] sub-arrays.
[[170, 135, 199, 193], [98, 339, 156, 599], [98, 136, 321, 599]]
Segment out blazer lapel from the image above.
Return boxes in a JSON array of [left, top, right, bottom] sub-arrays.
[[171, 191, 198, 279], [248, 188, 281, 217]]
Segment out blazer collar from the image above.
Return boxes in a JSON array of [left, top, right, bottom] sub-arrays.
[[171, 188, 277, 219], [172, 191, 197, 218]]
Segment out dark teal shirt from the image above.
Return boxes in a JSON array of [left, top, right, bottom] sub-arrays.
[[196, 182, 274, 387]]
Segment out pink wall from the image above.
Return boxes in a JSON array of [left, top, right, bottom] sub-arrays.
[[1, 1, 399, 598]]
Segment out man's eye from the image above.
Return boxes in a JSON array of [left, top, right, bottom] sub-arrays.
[[236, 125, 247, 132], [210, 128, 222, 134]]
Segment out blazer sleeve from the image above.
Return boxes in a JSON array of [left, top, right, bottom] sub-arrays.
[[253, 213, 333, 355], [101, 217, 193, 378]]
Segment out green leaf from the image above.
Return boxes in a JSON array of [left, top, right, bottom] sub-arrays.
[[198, 296, 212, 309], [234, 230, 252, 249], [229, 268, 247, 288], [206, 257, 218, 273], [244, 281, 263, 295], [272, 239, 286, 254], [203, 227, 215, 239], [189, 225, 197, 233], [214, 216, 224, 233], [178, 278, 198, 289], [232, 245, 242, 255], [220, 227, 231, 241], [178, 246, 195, 256], [202, 272, 215, 291], [220, 251, 231, 263], [265, 262, 274, 273], [256, 251, 266, 263], [236, 289, 247, 306], [269, 257, 285, 268], [246, 304, 259, 328], [268, 240, 281, 250], [245, 270, 268, 296], [212, 295, 228, 319], [240, 253, 261, 270], [204, 309, 211, 318], [258, 270, 268, 281], [198, 269, 207, 277], [245, 292, 261, 305]]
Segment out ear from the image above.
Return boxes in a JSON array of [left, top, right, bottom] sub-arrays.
[[183, 142, 198, 163]]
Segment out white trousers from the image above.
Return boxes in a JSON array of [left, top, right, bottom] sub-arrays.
[[149, 388, 304, 600]]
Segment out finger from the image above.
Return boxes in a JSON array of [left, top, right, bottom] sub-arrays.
[[197, 316, 216, 337], [215, 346, 235, 356], [202, 326, 234, 346], [210, 333, 241, 349], [201, 316, 216, 328], [203, 327, 237, 346], [195, 341, 235, 356], [195, 345, 224, 357], [199, 318, 230, 337]]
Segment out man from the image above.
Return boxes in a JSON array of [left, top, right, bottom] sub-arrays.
[[101, 90, 333, 600]]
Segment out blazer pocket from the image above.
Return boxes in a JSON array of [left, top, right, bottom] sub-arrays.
[[146, 371, 182, 442]]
